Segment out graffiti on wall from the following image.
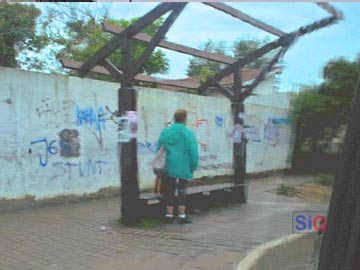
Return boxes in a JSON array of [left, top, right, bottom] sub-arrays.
[[76, 106, 106, 132], [30, 136, 107, 180], [188, 102, 210, 152], [75, 95, 117, 148], [137, 142, 157, 154], [36, 98, 76, 128], [50, 159, 107, 181], [263, 118, 291, 146], [245, 125, 261, 142], [232, 113, 291, 145], [36, 97, 60, 119], [35, 96, 116, 150], [30, 138, 57, 167], [215, 115, 224, 128]]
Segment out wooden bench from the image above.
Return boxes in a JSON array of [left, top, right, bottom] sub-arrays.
[[139, 183, 248, 205]]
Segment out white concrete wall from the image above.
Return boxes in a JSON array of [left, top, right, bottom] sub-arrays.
[[244, 75, 294, 173], [244, 103, 293, 173], [136, 87, 234, 189], [0, 67, 119, 199], [197, 76, 294, 174], [0, 67, 293, 199]]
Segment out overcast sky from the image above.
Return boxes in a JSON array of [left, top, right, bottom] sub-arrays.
[[32, 2, 360, 92]]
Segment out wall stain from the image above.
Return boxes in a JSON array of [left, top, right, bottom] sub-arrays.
[[59, 129, 80, 158]]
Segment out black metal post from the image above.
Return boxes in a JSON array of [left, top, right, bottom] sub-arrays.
[[232, 101, 247, 202], [118, 38, 141, 226], [118, 87, 140, 226], [232, 66, 247, 202], [318, 73, 360, 270]]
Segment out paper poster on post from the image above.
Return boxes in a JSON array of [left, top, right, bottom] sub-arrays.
[[117, 116, 130, 143], [233, 123, 245, 143], [239, 112, 246, 120], [126, 111, 138, 139]]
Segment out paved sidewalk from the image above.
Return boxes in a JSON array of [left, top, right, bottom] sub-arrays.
[[0, 175, 328, 270]]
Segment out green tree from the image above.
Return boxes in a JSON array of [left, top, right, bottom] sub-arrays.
[[186, 37, 271, 81], [186, 40, 228, 79], [292, 58, 360, 132], [0, 3, 48, 68], [291, 57, 360, 172], [233, 38, 270, 69], [43, 3, 169, 81]]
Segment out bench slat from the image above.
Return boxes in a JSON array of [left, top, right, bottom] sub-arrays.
[[139, 183, 247, 200]]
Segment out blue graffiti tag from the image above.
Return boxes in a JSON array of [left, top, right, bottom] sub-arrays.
[[137, 142, 158, 153], [30, 138, 57, 167], [51, 160, 107, 180], [215, 115, 224, 128], [76, 106, 106, 131], [30, 137, 109, 180], [271, 118, 291, 125], [244, 125, 262, 142], [264, 118, 291, 144]]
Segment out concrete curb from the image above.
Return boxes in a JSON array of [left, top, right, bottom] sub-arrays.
[[236, 234, 305, 270]]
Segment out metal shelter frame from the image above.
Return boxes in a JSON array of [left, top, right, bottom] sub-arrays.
[[61, 2, 343, 225]]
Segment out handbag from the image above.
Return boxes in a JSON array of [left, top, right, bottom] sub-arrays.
[[152, 145, 166, 176], [154, 175, 166, 196]]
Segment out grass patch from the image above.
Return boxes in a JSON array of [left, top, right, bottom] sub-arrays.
[[135, 217, 162, 228], [313, 174, 335, 186], [116, 217, 162, 228], [277, 183, 297, 196], [208, 204, 224, 211], [116, 217, 124, 225]]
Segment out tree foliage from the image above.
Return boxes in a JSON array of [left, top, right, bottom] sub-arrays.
[[0, 3, 48, 68], [292, 57, 360, 131], [232, 38, 270, 69], [291, 57, 360, 172], [186, 37, 271, 80], [43, 3, 169, 80], [186, 40, 227, 78]]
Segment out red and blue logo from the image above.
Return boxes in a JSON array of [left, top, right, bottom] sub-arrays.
[[292, 211, 327, 233]]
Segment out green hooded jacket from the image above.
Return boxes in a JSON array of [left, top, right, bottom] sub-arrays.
[[157, 123, 199, 180]]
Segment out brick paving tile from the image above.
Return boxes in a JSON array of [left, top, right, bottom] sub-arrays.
[[0, 175, 328, 270]]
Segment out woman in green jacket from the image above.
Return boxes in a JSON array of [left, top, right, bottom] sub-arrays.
[[157, 109, 199, 224]]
